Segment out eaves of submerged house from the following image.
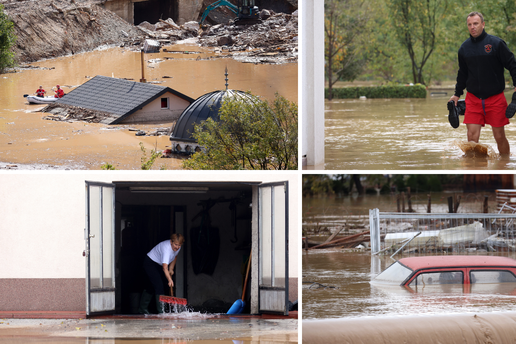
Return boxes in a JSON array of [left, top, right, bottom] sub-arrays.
[[55, 75, 195, 124]]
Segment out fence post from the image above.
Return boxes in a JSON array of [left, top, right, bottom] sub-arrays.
[[369, 208, 380, 254], [448, 196, 454, 213]]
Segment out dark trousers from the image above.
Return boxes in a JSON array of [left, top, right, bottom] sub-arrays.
[[143, 256, 167, 296]]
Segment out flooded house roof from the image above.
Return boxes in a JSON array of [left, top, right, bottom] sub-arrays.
[[56, 75, 195, 124], [170, 89, 256, 143]]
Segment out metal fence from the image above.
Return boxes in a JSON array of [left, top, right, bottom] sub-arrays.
[[369, 208, 516, 257]]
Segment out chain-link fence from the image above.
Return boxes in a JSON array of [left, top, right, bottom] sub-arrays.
[[369, 208, 516, 257]]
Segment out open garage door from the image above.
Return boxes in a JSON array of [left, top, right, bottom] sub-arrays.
[[258, 181, 289, 315], [85, 181, 116, 316]]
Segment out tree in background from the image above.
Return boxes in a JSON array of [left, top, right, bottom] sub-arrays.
[[325, 0, 369, 100], [302, 175, 467, 196], [0, 5, 15, 73], [183, 93, 297, 170], [388, 0, 448, 85], [303, 175, 335, 197]]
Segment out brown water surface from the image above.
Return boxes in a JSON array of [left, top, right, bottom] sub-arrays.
[[324, 93, 516, 170], [303, 251, 516, 320], [0, 45, 297, 169]]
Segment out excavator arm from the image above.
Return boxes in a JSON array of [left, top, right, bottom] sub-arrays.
[[200, 0, 238, 24]]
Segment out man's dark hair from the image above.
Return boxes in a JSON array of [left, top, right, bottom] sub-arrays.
[[467, 11, 484, 23]]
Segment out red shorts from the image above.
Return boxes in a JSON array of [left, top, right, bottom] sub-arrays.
[[464, 92, 509, 127]]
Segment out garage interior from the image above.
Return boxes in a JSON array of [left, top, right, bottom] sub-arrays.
[[113, 181, 254, 314]]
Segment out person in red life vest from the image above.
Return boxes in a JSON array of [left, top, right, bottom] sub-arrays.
[[54, 85, 64, 98], [35, 86, 46, 97]]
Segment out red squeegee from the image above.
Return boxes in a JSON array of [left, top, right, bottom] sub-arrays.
[[159, 287, 187, 306]]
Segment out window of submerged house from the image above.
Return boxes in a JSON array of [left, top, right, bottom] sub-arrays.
[[161, 98, 169, 109]]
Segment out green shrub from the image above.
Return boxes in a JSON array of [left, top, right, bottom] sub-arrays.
[[326, 85, 427, 99]]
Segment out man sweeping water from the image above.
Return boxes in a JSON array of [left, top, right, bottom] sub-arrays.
[[448, 11, 516, 157]]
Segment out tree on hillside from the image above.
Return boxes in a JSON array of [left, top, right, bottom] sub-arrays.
[[0, 5, 16, 73], [183, 93, 298, 170], [325, 0, 368, 100], [388, 0, 448, 85]]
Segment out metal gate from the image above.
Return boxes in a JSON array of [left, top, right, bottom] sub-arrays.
[[85, 181, 116, 316], [258, 181, 289, 315], [370, 209, 516, 257]]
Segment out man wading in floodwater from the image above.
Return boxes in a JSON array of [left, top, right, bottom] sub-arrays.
[[449, 11, 516, 156]]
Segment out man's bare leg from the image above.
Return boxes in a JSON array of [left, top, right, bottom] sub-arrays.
[[466, 123, 482, 142], [492, 126, 510, 156]]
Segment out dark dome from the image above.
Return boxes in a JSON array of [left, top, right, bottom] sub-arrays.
[[170, 89, 256, 142]]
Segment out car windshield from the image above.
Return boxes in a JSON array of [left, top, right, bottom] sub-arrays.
[[371, 261, 413, 285]]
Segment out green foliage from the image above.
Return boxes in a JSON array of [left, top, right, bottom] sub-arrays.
[[326, 84, 427, 99], [406, 175, 443, 192], [101, 163, 117, 170], [183, 93, 298, 170], [325, 0, 370, 99], [386, 0, 448, 85], [139, 142, 163, 170], [303, 175, 336, 197], [0, 4, 16, 73], [329, 0, 516, 86]]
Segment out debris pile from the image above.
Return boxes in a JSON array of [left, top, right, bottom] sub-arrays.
[[199, 10, 298, 63], [40, 103, 173, 136], [307, 231, 371, 250], [41, 103, 108, 123], [136, 10, 298, 64], [136, 19, 199, 45]]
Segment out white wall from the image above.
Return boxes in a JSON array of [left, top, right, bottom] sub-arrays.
[[126, 92, 192, 124], [0, 172, 299, 279], [301, 0, 325, 167]]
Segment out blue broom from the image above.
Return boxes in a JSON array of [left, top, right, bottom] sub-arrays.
[[227, 251, 251, 314]]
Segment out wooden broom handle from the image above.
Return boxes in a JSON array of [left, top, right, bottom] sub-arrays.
[[241, 250, 251, 301]]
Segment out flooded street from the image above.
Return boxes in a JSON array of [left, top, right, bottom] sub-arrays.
[[324, 92, 516, 170], [0, 44, 297, 169], [0, 317, 297, 344], [303, 251, 516, 320], [303, 191, 516, 342]]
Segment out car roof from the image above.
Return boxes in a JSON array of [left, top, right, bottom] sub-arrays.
[[398, 256, 516, 270]]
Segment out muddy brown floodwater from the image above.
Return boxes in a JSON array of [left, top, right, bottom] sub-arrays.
[[323, 92, 516, 170], [303, 251, 516, 320], [0, 43, 297, 170]]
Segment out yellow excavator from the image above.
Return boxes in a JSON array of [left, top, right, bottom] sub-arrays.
[[200, 0, 260, 25]]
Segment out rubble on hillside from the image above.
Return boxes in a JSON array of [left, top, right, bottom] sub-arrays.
[[136, 10, 298, 64]]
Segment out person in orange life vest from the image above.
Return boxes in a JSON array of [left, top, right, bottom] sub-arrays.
[[54, 85, 64, 98], [35, 86, 46, 97]]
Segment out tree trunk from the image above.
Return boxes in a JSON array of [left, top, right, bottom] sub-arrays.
[[352, 175, 364, 194]]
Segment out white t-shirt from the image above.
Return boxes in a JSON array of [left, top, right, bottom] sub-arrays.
[[147, 240, 181, 265]]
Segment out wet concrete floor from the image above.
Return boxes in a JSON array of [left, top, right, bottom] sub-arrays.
[[0, 317, 298, 343], [0, 43, 297, 170]]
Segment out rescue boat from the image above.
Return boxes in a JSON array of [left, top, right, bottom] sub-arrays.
[[27, 95, 59, 104]]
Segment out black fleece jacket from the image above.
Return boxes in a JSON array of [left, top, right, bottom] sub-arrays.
[[454, 30, 516, 99]]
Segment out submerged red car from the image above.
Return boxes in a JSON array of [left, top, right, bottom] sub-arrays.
[[371, 255, 516, 286]]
